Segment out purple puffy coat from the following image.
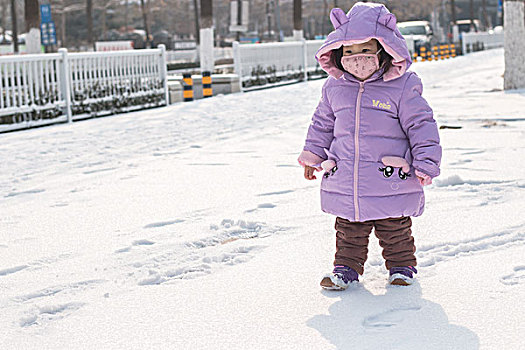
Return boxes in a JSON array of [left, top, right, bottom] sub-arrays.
[[299, 3, 442, 222]]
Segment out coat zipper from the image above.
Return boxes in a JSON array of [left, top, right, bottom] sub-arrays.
[[354, 82, 365, 222]]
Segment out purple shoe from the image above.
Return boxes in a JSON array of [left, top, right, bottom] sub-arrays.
[[320, 265, 359, 290], [389, 266, 417, 286]]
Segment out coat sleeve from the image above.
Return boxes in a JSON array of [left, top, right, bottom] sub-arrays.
[[398, 73, 442, 178], [302, 82, 336, 160]]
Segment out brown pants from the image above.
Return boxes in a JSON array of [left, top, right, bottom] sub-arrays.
[[334, 216, 416, 275]]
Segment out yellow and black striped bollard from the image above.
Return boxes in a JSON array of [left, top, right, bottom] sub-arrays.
[[183, 73, 194, 102], [420, 47, 427, 62], [445, 44, 450, 59], [440, 45, 446, 60], [413, 51, 418, 62], [433, 46, 439, 61], [451, 44, 457, 58], [202, 71, 213, 98]]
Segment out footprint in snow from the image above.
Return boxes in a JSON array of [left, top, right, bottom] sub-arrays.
[[19, 302, 85, 327], [0, 265, 29, 276], [144, 219, 184, 229], [115, 239, 155, 253], [132, 239, 155, 246], [500, 265, 525, 286], [362, 305, 422, 329]]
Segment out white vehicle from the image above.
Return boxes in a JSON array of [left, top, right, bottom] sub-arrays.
[[397, 20, 436, 53]]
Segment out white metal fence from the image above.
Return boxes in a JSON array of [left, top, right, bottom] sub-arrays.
[[233, 40, 326, 91], [462, 32, 504, 54], [0, 45, 168, 133], [232, 38, 419, 92]]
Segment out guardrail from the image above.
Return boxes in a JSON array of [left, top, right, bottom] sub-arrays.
[[232, 38, 419, 92], [0, 45, 168, 133], [462, 32, 504, 54], [233, 40, 327, 92]]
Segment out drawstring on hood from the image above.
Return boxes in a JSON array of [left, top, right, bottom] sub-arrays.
[[316, 2, 412, 82]]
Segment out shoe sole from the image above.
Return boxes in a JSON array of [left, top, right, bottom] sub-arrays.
[[390, 278, 410, 286], [389, 273, 413, 286], [320, 276, 347, 290]]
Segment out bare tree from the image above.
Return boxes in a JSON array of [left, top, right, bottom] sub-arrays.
[[11, 0, 18, 52], [193, 0, 199, 42], [51, 0, 86, 48], [140, 0, 151, 47], [24, 0, 39, 31], [449, 0, 457, 24], [469, 0, 475, 30], [1, 0, 7, 35], [293, 0, 302, 39], [87, 0, 93, 48], [482, 0, 490, 29]]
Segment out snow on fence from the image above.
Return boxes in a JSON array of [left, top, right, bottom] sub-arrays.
[[165, 47, 233, 63], [462, 32, 504, 54], [0, 45, 168, 133], [233, 40, 326, 91]]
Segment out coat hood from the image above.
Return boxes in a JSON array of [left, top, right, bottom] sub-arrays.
[[316, 2, 412, 82]]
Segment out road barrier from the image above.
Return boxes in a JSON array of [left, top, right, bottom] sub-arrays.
[[413, 44, 457, 62], [1, 45, 169, 133], [233, 40, 327, 92], [462, 32, 504, 54], [182, 73, 194, 102], [202, 71, 212, 98]]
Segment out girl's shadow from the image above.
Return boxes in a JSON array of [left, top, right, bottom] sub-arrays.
[[307, 282, 479, 349]]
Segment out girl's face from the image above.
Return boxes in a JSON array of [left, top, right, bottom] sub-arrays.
[[342, 39, 379, 56]]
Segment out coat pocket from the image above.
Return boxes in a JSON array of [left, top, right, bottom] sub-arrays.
[[320, 159, 354, 195], [359, 160, 422, 197]]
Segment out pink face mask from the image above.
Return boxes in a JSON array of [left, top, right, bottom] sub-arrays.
[[341, 48, 382, 80]]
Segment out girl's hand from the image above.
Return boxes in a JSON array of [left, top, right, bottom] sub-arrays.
[[416, 174, 432, 186], [304, 165, 317, 180]]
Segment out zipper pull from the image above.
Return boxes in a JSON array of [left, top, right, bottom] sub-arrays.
[[359, 82, 364, 93]]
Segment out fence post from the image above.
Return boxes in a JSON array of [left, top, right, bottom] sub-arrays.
[[302, 39, 308, 82], [158, 44, 169, 105], [58, 48, 72, 123], [233, 41, 243, 93]]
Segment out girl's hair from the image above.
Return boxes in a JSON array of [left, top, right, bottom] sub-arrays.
[[331, 41, 393, 76]]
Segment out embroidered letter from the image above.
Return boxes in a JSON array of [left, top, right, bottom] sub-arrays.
[[373, 99, 391, 110]]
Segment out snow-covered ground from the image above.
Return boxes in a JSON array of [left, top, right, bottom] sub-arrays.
[[1, 48, 524, 349]]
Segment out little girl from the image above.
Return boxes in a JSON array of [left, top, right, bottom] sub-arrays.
[[298, 2, 442, 290]]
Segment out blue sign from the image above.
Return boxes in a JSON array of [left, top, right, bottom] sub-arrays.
[[40, 4, 52, 24], [41, 22, 57, 46], [498, 0, 502, 13]]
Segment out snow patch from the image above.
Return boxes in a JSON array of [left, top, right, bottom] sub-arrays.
[[5, 189, 46, 198], [0, 265, 29, 276], [19, 302, 85, 327], [417, 226, 525, 267], [144, 219, 184, 228], [500, 265, 525, 286]]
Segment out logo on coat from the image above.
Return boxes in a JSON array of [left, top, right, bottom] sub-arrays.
[[372, 99, 392, 110]]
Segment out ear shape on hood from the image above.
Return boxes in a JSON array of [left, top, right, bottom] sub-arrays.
[[379, 12, 397, 30], [330, 8, 349, 29]]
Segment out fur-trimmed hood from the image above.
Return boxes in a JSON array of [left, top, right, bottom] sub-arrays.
[[316, 2, 412, 82]]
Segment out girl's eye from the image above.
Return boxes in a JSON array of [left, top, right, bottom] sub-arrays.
[[344, 50, 352, 54], [362, 49, 370, 52]]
